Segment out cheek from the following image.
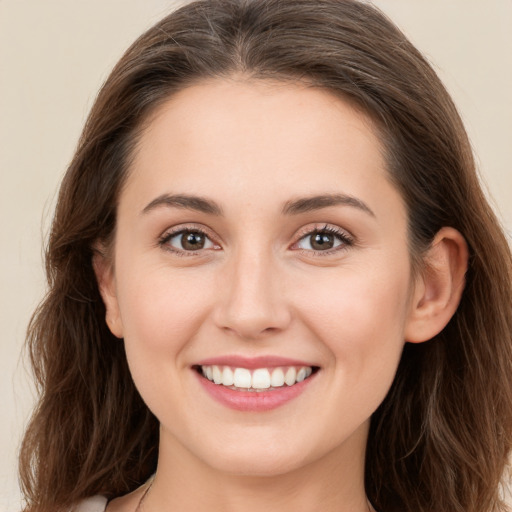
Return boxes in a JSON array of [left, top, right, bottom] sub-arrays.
[[115, 262, 216, 357], [297, 263, 410, 378], [114, 264, 219, 417]]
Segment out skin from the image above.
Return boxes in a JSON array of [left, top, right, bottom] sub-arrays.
[[98, 79, 468, 512]]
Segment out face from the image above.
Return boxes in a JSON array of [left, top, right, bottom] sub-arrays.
[[99, 79, 418, 477]]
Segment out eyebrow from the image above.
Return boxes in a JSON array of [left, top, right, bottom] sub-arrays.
[[141, 192, 374, 218], [141, 193, 223, 216], [282, 193, 375, 217]]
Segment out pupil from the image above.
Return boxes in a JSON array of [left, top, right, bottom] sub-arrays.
[[311, 233, 334, 250], [182, 232, 205, 250]]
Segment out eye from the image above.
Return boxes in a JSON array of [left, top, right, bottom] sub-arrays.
[[294, 226, 353, 253], [159, 228, 218, 253]]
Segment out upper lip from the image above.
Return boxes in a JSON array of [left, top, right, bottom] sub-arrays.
[[195, 355, 318, 369]]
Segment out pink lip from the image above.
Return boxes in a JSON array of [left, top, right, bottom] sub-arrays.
[[195, 355, 315, 369], [193, 363, 318, 412]]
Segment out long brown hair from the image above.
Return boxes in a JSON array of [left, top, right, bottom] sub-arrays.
[[19, 1, 512, 511]]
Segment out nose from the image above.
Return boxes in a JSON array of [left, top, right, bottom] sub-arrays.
[[213, 246, 292, 340]]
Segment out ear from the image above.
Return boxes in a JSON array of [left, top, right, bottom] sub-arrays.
[[404, 227, 468, 343], [92, 245, 124, 338]]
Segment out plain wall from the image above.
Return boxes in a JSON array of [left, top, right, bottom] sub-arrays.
[[1, 1, 510, 510]]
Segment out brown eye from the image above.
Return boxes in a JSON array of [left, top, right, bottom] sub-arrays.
[[310, 233, 335, 250], [295, 228, 352, 253], [181, 232, 206, 250], [164, 230, 216, 252]]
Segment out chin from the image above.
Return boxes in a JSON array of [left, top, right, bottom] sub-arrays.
[[189, 430, 328, 478], [208, 450, 309, 478]]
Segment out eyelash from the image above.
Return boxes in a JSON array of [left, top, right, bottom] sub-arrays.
[[293, 224, 354, 256], [158, 225, 219, 256], [158, 224, 354, 257]]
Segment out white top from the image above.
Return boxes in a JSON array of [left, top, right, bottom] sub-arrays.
[[72, 495, 108, 512]]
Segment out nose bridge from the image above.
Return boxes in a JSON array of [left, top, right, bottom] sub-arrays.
[[214, 243, 291, 339]]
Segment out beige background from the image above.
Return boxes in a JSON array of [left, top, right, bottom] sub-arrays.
[[1, 1, 511, 510]]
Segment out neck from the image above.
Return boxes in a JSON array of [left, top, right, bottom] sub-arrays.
[[145, 424, 370, 512]]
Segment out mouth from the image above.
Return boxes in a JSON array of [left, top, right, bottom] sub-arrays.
[[194, 364, 318, 392], [192, 358, 320, 412]]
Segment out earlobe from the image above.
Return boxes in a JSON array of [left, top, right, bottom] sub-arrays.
[[92, 247, 124, 339], [405, 227, 468, 343]]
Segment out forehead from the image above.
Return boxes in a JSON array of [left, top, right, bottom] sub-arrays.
[[124, 79, 403, 222], [136, 78, 383, 165]]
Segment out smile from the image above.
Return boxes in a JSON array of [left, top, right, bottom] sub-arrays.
[[200, 365, 314, 391], [194, 358, 320, 412]]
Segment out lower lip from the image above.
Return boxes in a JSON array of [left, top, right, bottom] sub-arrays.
[[195, 371, 317, 412]]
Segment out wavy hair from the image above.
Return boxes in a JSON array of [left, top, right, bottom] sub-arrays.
[[20, 1, 512, 511]]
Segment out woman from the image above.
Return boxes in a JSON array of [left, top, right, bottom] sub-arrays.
[[19, 1, 512, 511]]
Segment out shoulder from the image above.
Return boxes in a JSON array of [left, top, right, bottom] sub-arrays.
[[71, 495, 108, 512], [73, 477, 152, 512]]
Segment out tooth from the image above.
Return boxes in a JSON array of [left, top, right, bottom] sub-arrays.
[[222, 366, 234, 386], [271, 368, 285, 387], [252, 368, 271, 389], [233, 368, 252, 388], [212, 365, 222, 384], [296, 367, 307, 382], [284, 367, 296, 386], [203, 364, 313, 388]]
